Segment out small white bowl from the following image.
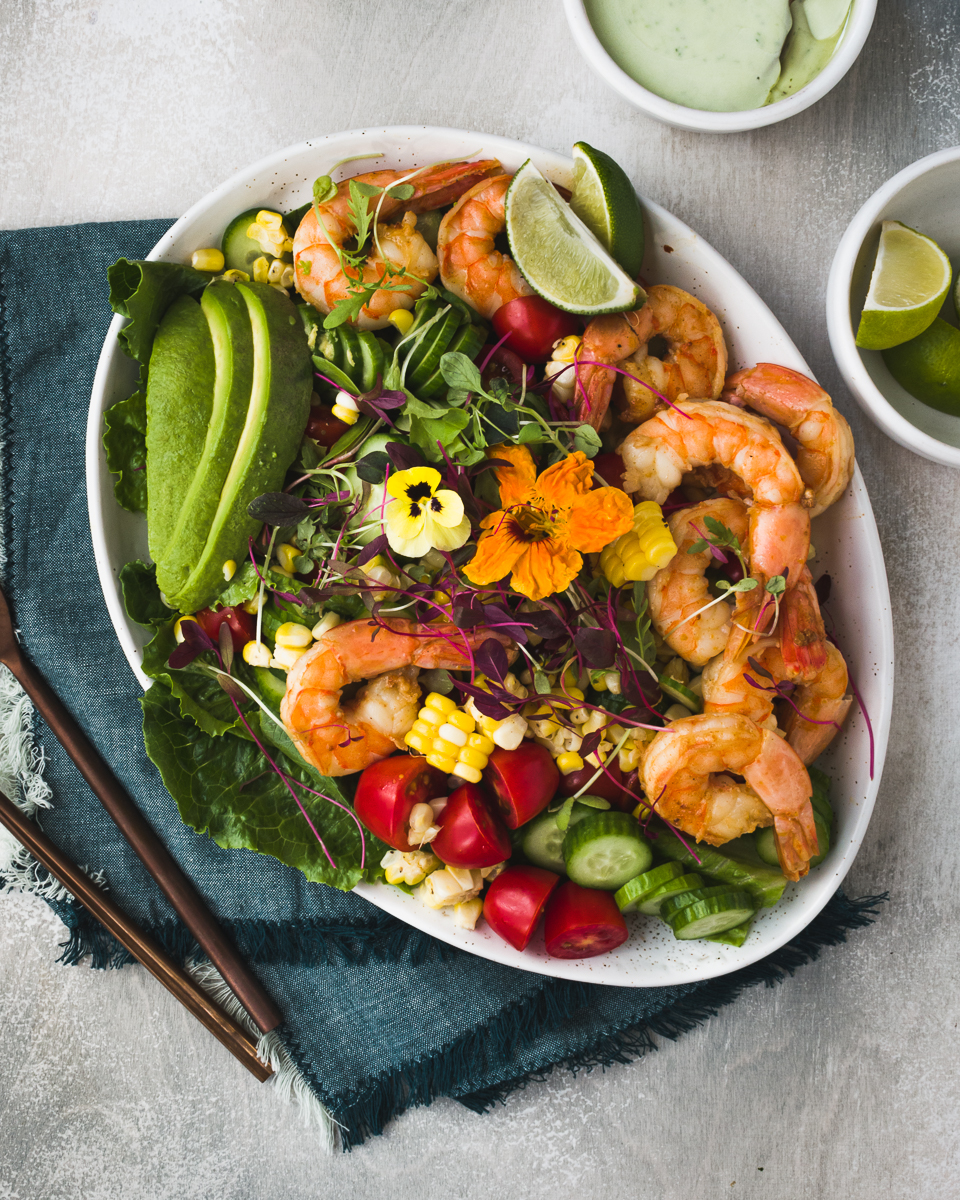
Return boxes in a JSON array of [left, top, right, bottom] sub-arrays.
[[562, 0, 876, 133], [827, 145, 960, 468]]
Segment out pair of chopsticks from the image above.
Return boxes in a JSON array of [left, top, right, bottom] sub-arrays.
[[0, 584, 279, 1080]]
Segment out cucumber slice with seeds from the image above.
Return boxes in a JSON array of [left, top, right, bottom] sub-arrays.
[[666, 891, 756, 940], [520, 802, 593, 873], [562, 811, 652, 890], [614, 862, 684, 913], [635, 871, 704, 915], [658, 674, 702, 713]]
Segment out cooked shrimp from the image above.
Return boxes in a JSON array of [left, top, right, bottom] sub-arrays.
[[618, 400, 810, 588], [702, 636, 786, 725], [648, 498, 750, 666], [436, 174, 534, 319], [641, 713, 818, 881], [575, 286, 727, 430], [723, 363, 855, 518], [281, 618, 512, 776], [294, 160, 501, 329], [781, 642, 853, 765], [777, 564, 827, 680]]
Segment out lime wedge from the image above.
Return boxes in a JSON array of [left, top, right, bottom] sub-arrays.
[[505, 159, 643, 316], [882, 317, 960, 416], [570, 142, 645, 278], [855, 220, 952, 351]]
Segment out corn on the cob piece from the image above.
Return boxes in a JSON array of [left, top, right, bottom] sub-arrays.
[[405, 694, 495, 783], [600, 501, 678, 587]]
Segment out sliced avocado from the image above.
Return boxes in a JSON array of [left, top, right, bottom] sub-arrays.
[[167, 281, 311, 613], [154, 281, 255, 602], [145, 295, 215, 566]]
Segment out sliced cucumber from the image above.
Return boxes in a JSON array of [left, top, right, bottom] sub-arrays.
[[705, 917, 753, 947], [658, 674, 702, 714], [666, 891, 756, 940], [614, 862, 684, 913], [407, 306, 462, 389], [649, 827, 787, 907], [659, 884, 741, 922], [520, 803, 593, 873], [417, 321, 486, 398], [221, 207, 290, 274], [562, 811, 652, 890], [635, 871, 704, 915], [754, 826, 780, 867]]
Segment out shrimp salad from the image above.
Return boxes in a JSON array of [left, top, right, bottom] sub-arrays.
[[104, 144, 857, 959]]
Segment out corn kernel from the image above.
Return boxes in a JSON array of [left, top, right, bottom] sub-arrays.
[[405, 730, 428, 753], [425, 693, 457, 716], [275, 543, 300, 574], [437, 723, 468, 748], [432, 736, 460, 759], [267, 258, 285, 284], [551, 334, 583, 363], [192, 248, 224, 272], [311, 612, 341, 639], [478, 714, 501, 735], [492, 713, 529, 750], [280, 265, 295, 288], [220, 268, 250, 283], [458, 745, 488, 771], [445, 709, 475, 735], [222, 559, 237, 582], [331, 403, 359, 425], [467, 732, 495, 756], [334, 389, 359, 412], [453, 763, 483, 785], [418, 707, 445, 729], [271, 644, 306, 669], [256, 210, 283, 229], [252, 255, 270, 283], [426, 752, 457, 774], [388, 308, 415, 335], [275, 621, 313, 649], [453, 898, 483, 929], [173, 615, 197, 643], [556, 751, 585, 775], [242, 640, 272, 667]]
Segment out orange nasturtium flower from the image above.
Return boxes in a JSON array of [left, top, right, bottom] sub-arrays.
[[464, 445, 634, 602]]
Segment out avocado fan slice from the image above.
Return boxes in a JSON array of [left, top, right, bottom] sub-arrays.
[[166, 281, 312, 614], [154, 281, 255, 603], [145, 295, 216, 569]]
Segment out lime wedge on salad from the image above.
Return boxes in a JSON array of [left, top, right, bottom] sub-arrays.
[[570, 141, 645, 278], [855, 220, 952, 351], [505, 159, 643, 316]]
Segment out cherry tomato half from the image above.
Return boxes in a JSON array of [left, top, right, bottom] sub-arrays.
[[483, 866, 561, 951], [543, 881, 629, 960], [306, 403, 351, 448], [354, 756, 446, 852], [194, 605, 257, 652], [491, 296, 580, 364], [483, 743, 560, 830], [431, 783, 512, 869], [558, 761, 632, 810]]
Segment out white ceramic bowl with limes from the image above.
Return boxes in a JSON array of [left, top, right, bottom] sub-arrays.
[[561, 0, 876, 134], [827, 145, 960, 468]]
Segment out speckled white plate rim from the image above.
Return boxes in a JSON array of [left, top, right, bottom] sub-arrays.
[[87, 126, 894, 987]]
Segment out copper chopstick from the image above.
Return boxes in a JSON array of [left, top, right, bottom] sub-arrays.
[[0, 787, 273, 1080], [0, 585, 282, 1034]]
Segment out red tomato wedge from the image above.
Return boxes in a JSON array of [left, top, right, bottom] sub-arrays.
[[194, 605, 257, 651], [491, 296, 580, 363], [306, 403, 351, 448], [354, 756, 446, 852], [483, 743, 560, 829], [544, 881, 629, 959], [431, 783, 512, 869], [483, 866, 561, 951]]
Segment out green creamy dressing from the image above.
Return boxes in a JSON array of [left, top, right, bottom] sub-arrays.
[[584, 0, 852, 111]]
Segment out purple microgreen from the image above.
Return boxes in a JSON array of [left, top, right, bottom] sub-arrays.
[[574, 627, 617, 668], [248, 492, 313, 525], [356, 534, 390, 567], [217, 673, 247, 702], [356, 377, 407, 426], [166, 618, 216, 669], [579, 730, 603, 760], [746, 655, 774, 682], [386, 442, 426, 472], [218, 623, 234, 674], [475, 637, 509, 685]]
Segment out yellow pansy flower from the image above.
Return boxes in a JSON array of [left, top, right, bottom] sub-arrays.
[[384, 466, 471, 557]]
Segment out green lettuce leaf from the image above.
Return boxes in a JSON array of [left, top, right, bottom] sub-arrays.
[[141, 680, 378, 889], [103, 392, 148, 512], [119, 560, 171, 626], [141, 620, 249, 738], [108, 258, 209, 367]]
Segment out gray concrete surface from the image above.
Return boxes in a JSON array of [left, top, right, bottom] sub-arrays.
[[2, 1, 959, 1196]]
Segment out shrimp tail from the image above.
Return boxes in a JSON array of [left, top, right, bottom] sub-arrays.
[[772, 808, 819, 882], [406, 159, 503, 212], [779, 568, 828, 680], [576, 314, 641, 430]]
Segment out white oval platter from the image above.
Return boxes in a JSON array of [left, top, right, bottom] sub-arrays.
[[87, 126, 893, 987]]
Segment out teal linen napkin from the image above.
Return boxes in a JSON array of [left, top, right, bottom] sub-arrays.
[[0, 220, 885, 1146]]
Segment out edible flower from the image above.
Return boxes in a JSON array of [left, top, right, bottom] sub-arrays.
[[383, 466, 471, 557], [464, 445, 633, 601]]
